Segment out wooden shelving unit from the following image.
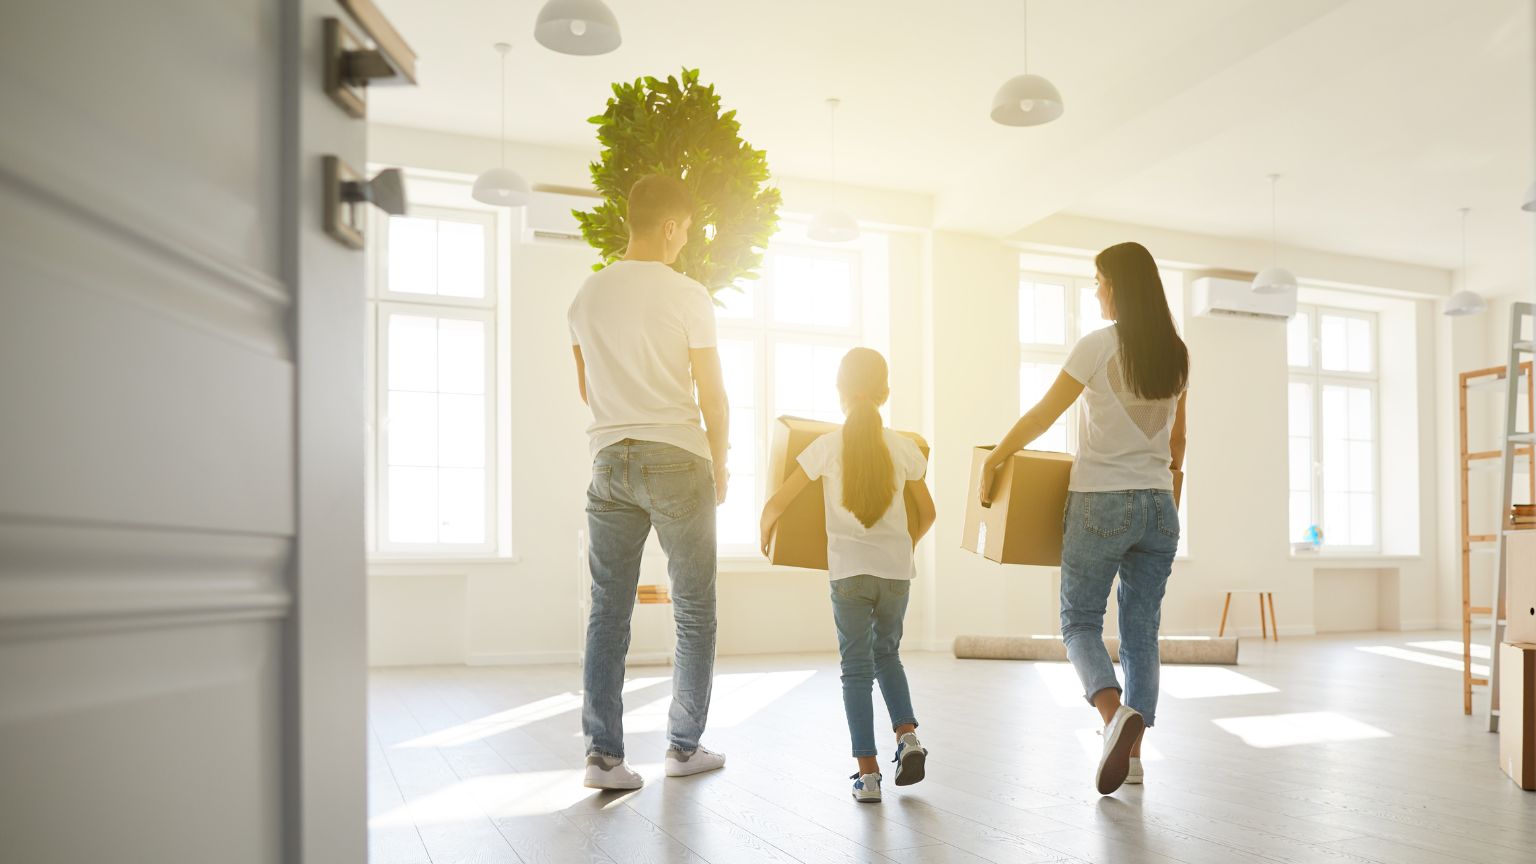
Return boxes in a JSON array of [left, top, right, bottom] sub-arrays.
[[1458, 360, 1534, 714]]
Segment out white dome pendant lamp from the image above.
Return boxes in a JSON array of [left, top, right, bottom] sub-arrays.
[[1444, 207, 1487, 317], [808, 98, 860, 243], [1252, 173, 1298, 294], [472, 43, 532, 208], [991, 0, 1063, 127], [535, 0, 621, 56]]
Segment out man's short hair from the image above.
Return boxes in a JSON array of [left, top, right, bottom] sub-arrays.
[[626, 174, 694, 233]]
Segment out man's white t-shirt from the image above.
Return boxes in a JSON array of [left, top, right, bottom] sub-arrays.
[[1062, 325, 1181, 493], [797, 428, 927, 582], [568, 260, 717, 461]]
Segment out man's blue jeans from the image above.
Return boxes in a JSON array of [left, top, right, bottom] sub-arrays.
[[582, 440, 717, 758], [1059, 490, 1178, 727]]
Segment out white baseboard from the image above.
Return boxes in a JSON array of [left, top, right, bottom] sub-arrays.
[[466, 650, 579, 667], [1397, 619, 1439, 631]]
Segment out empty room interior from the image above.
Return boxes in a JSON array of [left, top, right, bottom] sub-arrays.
[[7, 1, 1536, 862]]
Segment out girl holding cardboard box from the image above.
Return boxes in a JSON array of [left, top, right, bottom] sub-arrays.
[[760, 348, 938, 803], [981, 241, 1189, 795]]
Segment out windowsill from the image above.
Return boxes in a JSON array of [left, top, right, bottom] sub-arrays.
[[368, 555, 522, 568], [1289, 551, 1420, 563]]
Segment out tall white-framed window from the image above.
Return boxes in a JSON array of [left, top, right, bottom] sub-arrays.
[[715, 242, 867, 556], [1287, 304, 1378, 549], [366, 204, 499, 557], [1018, 272, 1114, 452]]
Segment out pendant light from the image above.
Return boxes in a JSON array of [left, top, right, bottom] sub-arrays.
[[808, 98, 860, 243], [472, 43, 532, 208], [1444, 207, 1487, 317], [1252, 173, 1298, 294], [991, 0, 1063, 127], [534, 0, 621, 56], [1522, 181, 1535, 212]]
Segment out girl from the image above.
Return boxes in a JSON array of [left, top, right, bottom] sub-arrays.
[[760, 348, 937, 803], [981, 242, 1188, 795]]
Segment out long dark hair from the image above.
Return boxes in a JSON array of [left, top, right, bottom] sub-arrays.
[[837, 348, 895, 529], [1094, 242, 1188, 400]]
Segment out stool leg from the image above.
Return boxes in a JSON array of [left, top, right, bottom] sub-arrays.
[[1260, 595, 1268, 640], [1218, 592, 1232, 637], [1268, 593, 1279, 642]]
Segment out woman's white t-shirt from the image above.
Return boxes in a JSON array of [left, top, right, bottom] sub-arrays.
[[797, 428, 927, 582], [1062, 326, 1181, 493]]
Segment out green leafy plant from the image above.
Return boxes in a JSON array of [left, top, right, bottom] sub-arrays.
[[575, 68, 782, 295]]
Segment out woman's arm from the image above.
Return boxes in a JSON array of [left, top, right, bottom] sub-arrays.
[[1170, 391, 1188, 471], [980, 371, 1084, 505], [907, 478, 936, 547], [760, 466, 812, 557]]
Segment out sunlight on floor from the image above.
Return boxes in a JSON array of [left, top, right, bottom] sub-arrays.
[[1159, 667, 1279, 699], [619, 670, 816, 733], [1033, 663, 1091, 708], [1074, 727, 1165, 762], [399, 676, 671, 748], [1358, 645, 1487, 677], [1407, 640, 1489, 660], [1212, 711, 1390, 748], [370, 762, 665, 826]]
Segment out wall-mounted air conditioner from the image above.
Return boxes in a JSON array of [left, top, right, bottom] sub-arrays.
[[1192, 276, 1297, 321], [524, 186, 601, 244]]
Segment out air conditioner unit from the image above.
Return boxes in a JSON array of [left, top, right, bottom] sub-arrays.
[[524, 187, 600, 244], [1192, 276, 1296, 321]]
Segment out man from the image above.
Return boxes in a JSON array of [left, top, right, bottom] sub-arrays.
[[568, 174, 731, 790]]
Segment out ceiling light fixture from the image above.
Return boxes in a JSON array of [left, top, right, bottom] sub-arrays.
[[1252, 173, 1298, 294], [534, 0, 621, 56], [472, 43, 532, 208], [1444, 207, 1487, 317], [991, 0, 1063, 127], [807, 98, 860, 243]]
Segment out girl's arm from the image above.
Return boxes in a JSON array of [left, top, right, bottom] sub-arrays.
[[1170, 391, 1188, 471], [980, 371, 1084, 505], [907, 478, 936, 547], [760, 466, 812, 558]]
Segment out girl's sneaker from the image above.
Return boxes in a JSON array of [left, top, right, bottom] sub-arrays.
[[850, 771, 882, 803], [1126, 757, 1144, 785], [892, 732, 927, 786]]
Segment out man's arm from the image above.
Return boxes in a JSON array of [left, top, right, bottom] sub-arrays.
[[690, 346, 730, 504], [571, 345, 588, 405]]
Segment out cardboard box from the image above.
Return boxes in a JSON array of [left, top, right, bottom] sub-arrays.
[[766, 416, 930, 571], [1507, 531, 1536, 644], [1499, 642, 1536, 790], [961, 446, 1074, 566]]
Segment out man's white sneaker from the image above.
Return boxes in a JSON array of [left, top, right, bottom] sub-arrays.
[[892, 732, 927, 787], [851, 771, 882, 803], [583, 754, 643, 790], [664, 745, 726, 777], [1096, 705, 1145, 795], [1126, 757, 1143, 785]]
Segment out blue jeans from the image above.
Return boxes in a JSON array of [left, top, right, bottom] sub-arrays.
[[582, 440, 718, 758], [1059, 490, 1178, 727], [829, 575, 918, 758]]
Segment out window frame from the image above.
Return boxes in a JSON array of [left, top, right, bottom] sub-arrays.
[[366, 203, 501, 559], [1287, 304, 1381, 551]]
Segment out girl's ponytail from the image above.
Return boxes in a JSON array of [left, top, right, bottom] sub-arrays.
[[838, 349, 896, 528]]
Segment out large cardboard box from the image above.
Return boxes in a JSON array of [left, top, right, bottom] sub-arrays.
[[1499, 642, 1536, 791], [766, 416, 930, 571], [1506, 531, 1536, 644], [961, 446, 1074, 566]]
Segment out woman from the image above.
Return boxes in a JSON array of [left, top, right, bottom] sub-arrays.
[[980, 242, 1188, 795]]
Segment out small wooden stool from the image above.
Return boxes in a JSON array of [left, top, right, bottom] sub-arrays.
[[1219, 590, 1279, 641]]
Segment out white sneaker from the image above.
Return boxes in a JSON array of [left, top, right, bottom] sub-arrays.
[[1096, 705, 1145, 795], [892, 732, 927, 787], [583, 754, 643, 790], [664, 745, 725, 777], [1126, 757, 1143, 785], [851, 771, 882, 803]]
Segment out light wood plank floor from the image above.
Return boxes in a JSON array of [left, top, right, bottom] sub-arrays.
[[369, 631, 1535, 864]]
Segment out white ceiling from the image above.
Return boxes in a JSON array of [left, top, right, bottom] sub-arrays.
[[369, 0, 1536, 288]]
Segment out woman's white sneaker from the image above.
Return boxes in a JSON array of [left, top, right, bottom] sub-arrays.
[[1126, 756, 1144, 785], [583, 754, 643, 790], [664, 745, 726, 777], [892, 732, 927, 786], [851, 771, 882, 803], [1096, 705, 1145, 795]]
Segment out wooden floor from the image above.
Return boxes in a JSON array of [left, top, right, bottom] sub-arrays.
[[369, 631, 1535, 864]]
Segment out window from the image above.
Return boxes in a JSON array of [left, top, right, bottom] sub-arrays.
[[715, 243, 865, 555], [1018, 273, 1114, 452], [1287, 306, 1378, 548], [367, 206, 498, 556]]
